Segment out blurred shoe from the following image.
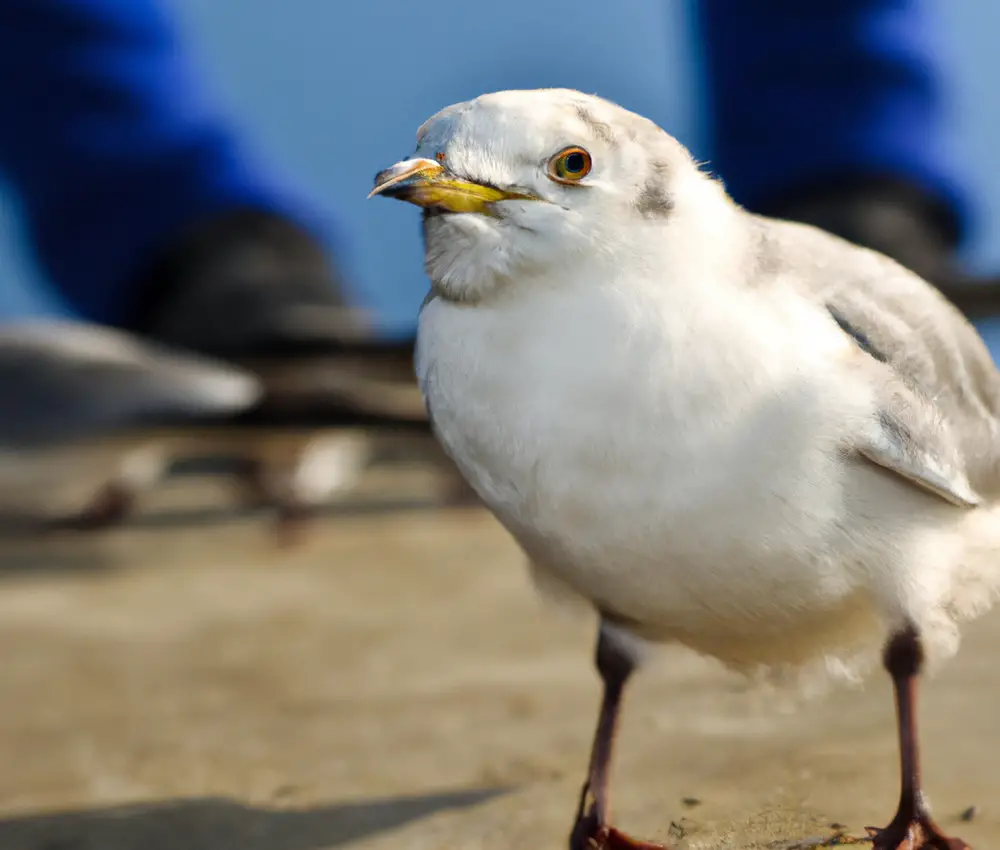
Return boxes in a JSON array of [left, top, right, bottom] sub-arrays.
[[760, 177, 1000, 322], [122, 207, 454, 529], [126, 206, 424, 426]]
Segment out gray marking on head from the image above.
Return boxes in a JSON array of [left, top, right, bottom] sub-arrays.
[[630, 159, 673, 218], [573, 105, 616, 146], [634, 180, 673, 218]]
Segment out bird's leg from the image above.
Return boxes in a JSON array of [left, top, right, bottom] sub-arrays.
[[233, 455, 272, 510], [569, 623, 667, 850], [49, 480, 135, 532], [232, 453, 313, 547], [867, 625, 968, 850], [50, 444, 166, 532], [272, 499, 315, 549]]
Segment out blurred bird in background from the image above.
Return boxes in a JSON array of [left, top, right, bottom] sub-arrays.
[[0, 321, 260, 529]]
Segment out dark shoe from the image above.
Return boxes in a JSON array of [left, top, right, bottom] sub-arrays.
[[118, 207, 439, 532], [124, 207, 424, 427], [761, 177, 1000, 321]]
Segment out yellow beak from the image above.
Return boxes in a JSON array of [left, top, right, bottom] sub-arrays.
[[368, 157, 536, 214]]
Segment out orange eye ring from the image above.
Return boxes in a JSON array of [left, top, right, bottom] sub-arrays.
[[548, 146, 592, 184]]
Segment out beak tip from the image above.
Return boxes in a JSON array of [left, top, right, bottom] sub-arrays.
[[367, 158, 443, 202]]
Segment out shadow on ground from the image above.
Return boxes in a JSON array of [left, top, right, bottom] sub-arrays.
[[0, 788, 508, 850], [0, 540, 115, 575]]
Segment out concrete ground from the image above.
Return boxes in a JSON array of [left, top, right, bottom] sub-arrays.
[[0, 460, 997, 850]]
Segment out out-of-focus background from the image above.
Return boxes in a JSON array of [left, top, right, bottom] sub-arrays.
[[4, 4, 1000, 850], [2, 1, 999, 337]]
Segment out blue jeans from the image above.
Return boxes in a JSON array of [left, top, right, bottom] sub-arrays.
[[695, 0, 967, 232], [0, 0, 329, 324], [0, 0, 971, 325]]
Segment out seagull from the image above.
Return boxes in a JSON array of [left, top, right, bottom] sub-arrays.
[[0, 321, 455, 538], [0, 320, 261, 529], [370, 88, 1000, 850]]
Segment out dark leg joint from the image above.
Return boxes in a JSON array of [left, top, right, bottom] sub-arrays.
[[49, 481, 134, 532], [595, 620, 640, 687], [883, 623, 924, 679]]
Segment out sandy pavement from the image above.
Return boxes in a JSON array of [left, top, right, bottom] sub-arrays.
[[0, 464, 997, 849]]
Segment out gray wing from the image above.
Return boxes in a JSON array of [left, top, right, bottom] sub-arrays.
[[0, 321, 261, 449], [751, 215, 1000, 504]]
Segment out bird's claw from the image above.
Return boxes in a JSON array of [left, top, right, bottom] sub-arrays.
[[571, 802, 667, 850], [589, 826, 668, 850], [865, 821, 969, 850]]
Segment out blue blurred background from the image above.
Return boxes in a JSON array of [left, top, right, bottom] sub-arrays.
[[1, 0, 999, 339]]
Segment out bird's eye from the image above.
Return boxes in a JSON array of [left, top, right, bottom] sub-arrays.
[[548, 146, 592, 184]]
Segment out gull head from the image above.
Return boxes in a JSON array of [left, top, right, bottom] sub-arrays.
[[370, 88, 711, 304]]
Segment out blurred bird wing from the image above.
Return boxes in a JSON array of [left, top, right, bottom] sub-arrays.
[[0, 321, 261, 448]]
